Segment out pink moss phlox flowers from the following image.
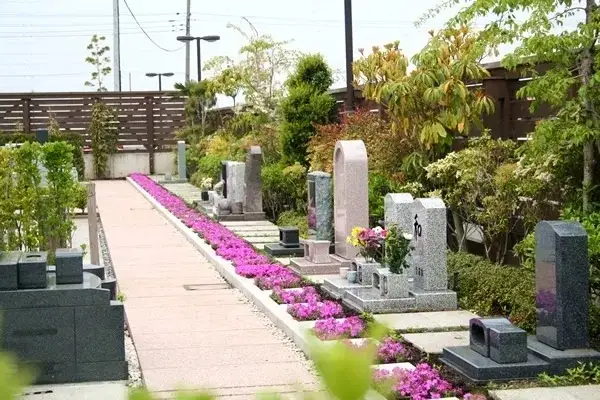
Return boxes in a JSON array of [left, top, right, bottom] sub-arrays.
[[272, 286, 321, 304], [313, 316, 365, 340], [372, 363, 458, 400], [377, 337, 408, 363], [235, 264, 287, 278], [255, 271, 302, 290], [287, 300, 344, 321]]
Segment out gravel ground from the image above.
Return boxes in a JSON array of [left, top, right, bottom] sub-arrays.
[[98, 217, 143, 388]]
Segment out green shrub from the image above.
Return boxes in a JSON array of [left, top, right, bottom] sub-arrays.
[[448, 251, 536, 331], [0, 132, 85, 180], [538, 362, 600, 386], [280, 54, 336, 166], [277, 210, 309, 239], [72, 183, 88, 213], [262, 162, 307, 220], [368, 173, 401, 227], [197, 154, 224, 182]]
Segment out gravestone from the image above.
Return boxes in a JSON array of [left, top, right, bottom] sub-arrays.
[[535, 221, 590, 350], [333, 140, 369, 260], [264, 227, 304, 257], [177, 141, 187, 180], [440, 220, 600, 383], [225, 161, 245, 205], [308, 171, 333, 241], [0, 249, 127, 384], [221, 161, 228, 198], [412, 198, 447, 291], [243, 146, 265, 220], [36, 129, 49, 144]]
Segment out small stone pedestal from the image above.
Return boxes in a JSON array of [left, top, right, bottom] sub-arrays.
[[289, 239, 342, 276], [264, 227, 305, 257], [321, 258, 375, 300]]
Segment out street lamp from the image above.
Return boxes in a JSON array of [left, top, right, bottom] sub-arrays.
[[176, 35, 220, 81], [145, 72, 174, 91]]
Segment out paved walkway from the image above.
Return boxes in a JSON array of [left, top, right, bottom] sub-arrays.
[[95, 181, 317, 399]]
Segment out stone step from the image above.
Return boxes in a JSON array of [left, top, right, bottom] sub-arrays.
[[220, 220, 276, 227], [245, 236, 281, 244], [374, 310, 477, 332], [402, 331, 469, 354], [230, 229, 280, 237]]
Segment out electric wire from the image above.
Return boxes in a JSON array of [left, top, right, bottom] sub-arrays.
[[121, 0, 183, 52]]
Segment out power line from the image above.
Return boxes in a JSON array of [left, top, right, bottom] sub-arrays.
[[121, 0, 183, 52]]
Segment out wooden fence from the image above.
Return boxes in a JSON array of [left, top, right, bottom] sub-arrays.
[[0, 91, 186, 154]]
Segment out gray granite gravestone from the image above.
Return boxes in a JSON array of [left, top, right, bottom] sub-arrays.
[[225, 161, 245, 206], [0, 250, 127, 384], [308, 171, 333, 241], [177, 141, 187, 180], [441, 221, 600, 383], [535, 221, 590, 350], [243, 146, 264, 219]]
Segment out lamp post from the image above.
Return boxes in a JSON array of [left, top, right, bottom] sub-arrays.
[[176, 35, 220, 81], [344, 0, 354, 110], [145, 72, 174, 91]]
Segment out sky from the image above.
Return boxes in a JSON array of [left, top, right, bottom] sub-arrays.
[[0, 0, 579, 107]]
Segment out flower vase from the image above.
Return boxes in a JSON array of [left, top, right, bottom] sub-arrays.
[[379, 269, 409, 299], [354, 258, 380, 286]]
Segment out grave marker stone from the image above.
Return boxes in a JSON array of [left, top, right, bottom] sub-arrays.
[[412, 198, 448, 291], [225, 161, 245, 205], [177, 141, 187, 180], [308, 171, 333, 241], [535, 221, 590, 350], [244, 146, 263, 214], [221, 161, 228, 198], [333, 140, 368, 259]]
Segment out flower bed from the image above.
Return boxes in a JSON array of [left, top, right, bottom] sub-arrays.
[[313, 316, 366, 340], [271, 286, 321, 304], [288, 301, 344, 321], [345, 336, 408, 364], [373, 363, 460, 400]]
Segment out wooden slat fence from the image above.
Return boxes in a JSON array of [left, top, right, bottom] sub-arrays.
[[0, 91, 186, 153]]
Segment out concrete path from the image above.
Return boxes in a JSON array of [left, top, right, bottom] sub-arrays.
[[490, 385, 600, 400], [94, 181, 317, 399], [20, 382, 127, 400]]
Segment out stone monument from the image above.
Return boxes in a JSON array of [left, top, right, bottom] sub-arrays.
[[264, 226, 305, 257], [340, 197, 457, 313], [0, 249, 127, 384], [441, 220, 600, 382], [307, 171, 333, 241], [289, 140, 368, 276], [217, 147, 266, 221], [177, 140, 187, 181]]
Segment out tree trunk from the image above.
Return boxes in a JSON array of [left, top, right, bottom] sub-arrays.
[[581, 0, 598, 214]]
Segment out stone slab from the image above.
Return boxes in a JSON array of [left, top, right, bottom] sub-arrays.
[[489, 385, 600, 400], [372, 362, 416, 372], [289, 258, 342, 276], [321, 276, 371, 300], [374, 310, 477, 331], [275, 257, 292, 266], [220, 220, 276, 227], [264, 243, 304, 257], [245, 236, 282, 244], [402, 331, 469, 354], [343, 288, 416, 313]]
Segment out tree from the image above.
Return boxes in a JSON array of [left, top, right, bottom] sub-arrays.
[[353, 27, 495, 177], [84, 34, 111, 91], [280, 54, 336, 165], [204, 20, 298, 117], [427, 0, 600, 214], [173, 80, 218, 141]]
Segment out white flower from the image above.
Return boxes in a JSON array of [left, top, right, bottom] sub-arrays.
[[372, 226, 383, 234], [402, 233, 413, 241]]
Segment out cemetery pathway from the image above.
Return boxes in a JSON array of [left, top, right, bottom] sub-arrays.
[[94, 181, 317, 399]]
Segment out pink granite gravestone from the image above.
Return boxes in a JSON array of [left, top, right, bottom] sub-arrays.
[[333, 140, 369, 260]]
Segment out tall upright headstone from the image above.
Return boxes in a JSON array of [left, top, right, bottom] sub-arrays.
[[177, 141, 186, 180], [535, 221, 590, 350], [412, 198, 448, 291], [226, 161, 245, 205], [221, 161, 228, 198], [333, 140, 369, 259], [308, 171, 333, 241], [244, 146, 263, 214]]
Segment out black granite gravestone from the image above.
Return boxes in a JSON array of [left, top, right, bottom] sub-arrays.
[[36, 129, 49, 144], [56, 248, 84, 284], [535, 221, 590, 350], [221, 161, 228, 199], [18, 251, 48, 289], [264, 226, 304, 257], [0, 251, 20, 291]]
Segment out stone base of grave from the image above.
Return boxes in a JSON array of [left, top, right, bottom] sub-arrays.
[[343, 287, 416, 313], [157, 178, 187, 184], [321, 276, 371, 300], [441, 336, 600, 383], [289, 257, 342, 276], [341, 285, 458, 314], [329, 254, 353, 269], [217, 212, 266, 222], [263, 243, 304, 257], [410, 287, 458, 311]]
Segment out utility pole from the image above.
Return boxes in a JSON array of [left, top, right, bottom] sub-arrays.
[[113, 0, 122, 91], [128, 72, 132, 91], [184, 0, 191, 83], [344, 0, 354, 110]]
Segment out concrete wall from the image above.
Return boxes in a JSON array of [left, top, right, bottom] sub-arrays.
[[83, 152, 175, 179]]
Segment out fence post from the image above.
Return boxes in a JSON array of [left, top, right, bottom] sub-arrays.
[[146, 96, 155, 175], [23, 97, 31, 132], [87, 182, 100, 265]]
